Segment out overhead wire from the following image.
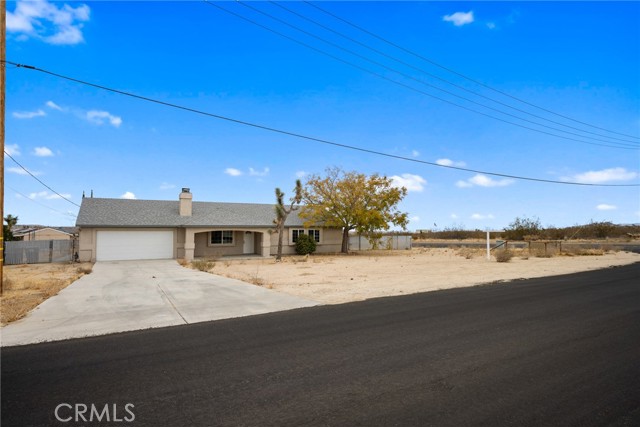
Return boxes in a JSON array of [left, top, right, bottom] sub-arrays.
[[6, 185, 77, 218], [204, 1, 637, 150], [270, 1, 638, 146], [303, 1, 640, 141], [4, 150, 81, 207], [4, 60, 639, 188]]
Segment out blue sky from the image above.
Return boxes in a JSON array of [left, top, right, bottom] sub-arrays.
[[5, 1, 640, 230]]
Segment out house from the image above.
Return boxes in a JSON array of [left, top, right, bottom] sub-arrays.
[[13, 226, 77, 241], [75, 188, 342, 262]]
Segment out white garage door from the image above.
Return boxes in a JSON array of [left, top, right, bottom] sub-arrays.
[[96, 230, 174, 261]]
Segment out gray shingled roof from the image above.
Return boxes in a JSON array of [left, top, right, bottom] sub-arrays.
[[75, 198, 306, 228]]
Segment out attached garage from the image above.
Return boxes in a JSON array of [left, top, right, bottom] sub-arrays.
[[96, 230, 174, 261]]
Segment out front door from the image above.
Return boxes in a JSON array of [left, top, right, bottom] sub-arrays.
[[243, 232, 255, 254]]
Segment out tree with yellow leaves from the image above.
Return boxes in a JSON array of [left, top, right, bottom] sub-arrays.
[[300, 167, 409, 253]]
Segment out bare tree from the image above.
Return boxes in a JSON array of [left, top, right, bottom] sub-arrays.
[[273, 180, 302, 261]]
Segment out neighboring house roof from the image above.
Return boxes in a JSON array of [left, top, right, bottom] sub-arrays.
[[76, 198, 307, 228], [13, 227, 77, 237]]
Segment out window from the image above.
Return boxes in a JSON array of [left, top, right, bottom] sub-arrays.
[[291, 229, 305, 243], [211, 230, 234, 245], [308, 229, 320, 243], [291, 229, 320, 244]]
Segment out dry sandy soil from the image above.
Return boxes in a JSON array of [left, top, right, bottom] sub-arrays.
[[1, 263, 93, 325], [208, 248, 640, 304]]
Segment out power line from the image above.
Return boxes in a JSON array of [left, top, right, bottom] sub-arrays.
[[304, 1, 640, 141], [4, 150, 80, 207], [5, 60, 639, 187], [205, 1, 637, 150], [270, 1, 639, 146], [6, 185, 77, 218]]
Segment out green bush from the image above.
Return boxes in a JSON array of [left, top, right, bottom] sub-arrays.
[[295, 234, 317, 255]]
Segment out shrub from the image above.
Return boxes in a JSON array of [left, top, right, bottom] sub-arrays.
[[295, 234, 317, 255], [76, 265, 93, 275], [503, 216, 543, 241], [495, 250, 513, 263], [192, 259, 216, 272]]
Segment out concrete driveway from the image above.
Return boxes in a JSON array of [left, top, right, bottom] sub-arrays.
[[1, 260, 318, 347]]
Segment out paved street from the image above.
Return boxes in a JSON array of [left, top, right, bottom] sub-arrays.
[[2, 263, 639, 426]]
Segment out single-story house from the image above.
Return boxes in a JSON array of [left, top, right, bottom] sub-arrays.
[[13, 226, 77, 241], [75, 188, 342, 262]]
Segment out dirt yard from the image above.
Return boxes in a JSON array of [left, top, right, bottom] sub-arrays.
[[206, 248, 640, 304], [1, 262, 93, 325]]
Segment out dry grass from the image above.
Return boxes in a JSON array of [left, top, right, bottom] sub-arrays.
[[495, 250, 514, 263], [191, 258, 217, 272], [1, 262, 94, 325], [560, 246, 607, 257], [457, 248, 482, 259]]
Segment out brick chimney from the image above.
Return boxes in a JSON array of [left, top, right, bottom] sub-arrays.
[[179, 188, 192, 216]]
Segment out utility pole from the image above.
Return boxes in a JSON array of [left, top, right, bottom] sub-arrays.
[[1, 0, 6, 294]]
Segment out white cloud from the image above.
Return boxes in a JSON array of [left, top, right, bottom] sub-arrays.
[[33, 146, 54, 157], [13, 109, 46, 119], [471, 213, 495, 220], [5, 144, 21, 156], [596, 204, 617, 211], [456, 174, 514, 188], [295, 171, 308, 179], [436, 158, 466, 167], [487, 22, 496, 30], [225, 168, 243, 177], [46, 100, 64, 111], [7, 166, 41, 176], [29, 191, 48, 199], [46, 193, 72, 200], [391, 173, 427, 192], [443, 11, 474, 26], [450, 213, 459, 219], [410, 216, 420, 223], [411, 150, 420, 158], [28, 191, 71, 200], [562, 167, 638, 184], [120, 192, 136, 200], [85, 110, 122, 127], [159, 182, 176, 190], [7, 0, 90, 45], [249, 167, 270, 177]]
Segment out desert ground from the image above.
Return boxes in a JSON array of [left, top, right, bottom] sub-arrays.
[[2, 247, 638, 325], [1, 263, 93, 325], [206, 247, 640, 304]]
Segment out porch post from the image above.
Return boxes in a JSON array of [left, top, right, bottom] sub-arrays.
[[261, 230, 271, 257], [184, 228, 196, 261]]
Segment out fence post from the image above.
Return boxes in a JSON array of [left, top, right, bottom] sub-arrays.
[[486, 230, 490, 260], [49, 240, 54, 263]]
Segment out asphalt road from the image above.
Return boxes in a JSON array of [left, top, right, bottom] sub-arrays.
[[2, 263, 639, 427]]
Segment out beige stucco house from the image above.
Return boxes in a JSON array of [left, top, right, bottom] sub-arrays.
[[76, 188, 341, 262]]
